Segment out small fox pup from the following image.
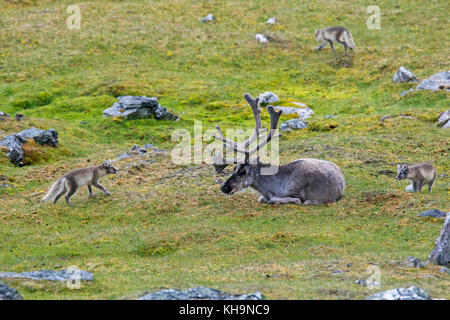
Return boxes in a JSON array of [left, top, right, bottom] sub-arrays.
[[41, 161, 117, 206], [396, 162, 436, 193], [315, 26, 355, 52]]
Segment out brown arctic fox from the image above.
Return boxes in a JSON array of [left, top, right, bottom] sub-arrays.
[[41, 161, 117, 206], [315, 26, 355, 52], [396, 162, 436, 193]]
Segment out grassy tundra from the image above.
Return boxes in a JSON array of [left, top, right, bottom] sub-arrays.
[[0, 0, 449, 299]]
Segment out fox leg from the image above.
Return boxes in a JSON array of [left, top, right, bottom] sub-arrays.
[[328, 40, 335, 52], [417, 181, 424, 192], [93, 181, 111, 195], [428, 180, 434, 192], [87, 184, 96, 197], [53, 186, 67, 204], [315, 41, 328, 50]]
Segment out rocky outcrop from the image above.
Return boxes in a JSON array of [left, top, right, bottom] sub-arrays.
[[0, 281, 23, 300], [103, 96, 178, 120], [429, 213, 450, 267], [138, 286, 264, 300], [393, 66, 417, 83]]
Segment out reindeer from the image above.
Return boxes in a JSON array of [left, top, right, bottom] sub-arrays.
[[213, 93, 346, 205]]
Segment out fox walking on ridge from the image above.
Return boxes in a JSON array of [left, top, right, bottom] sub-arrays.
[[41, 161, 117, 206]]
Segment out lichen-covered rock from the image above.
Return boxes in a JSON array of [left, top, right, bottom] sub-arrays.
[[0, 281, 23, 300], [103, 96, 178, 120], [417, 70, 450, 91], [138, 286, 264, 300], [393, 66, 417, 83], [366, 286, 431, 300], [274, 104, 314, 120], [429, 213, 450, 267], [280, 119, 307, 131], [0, 269, 93, 282], [19, 128, 58, 147], [0, 134, 26, 166], [258, 92, 279, 104]]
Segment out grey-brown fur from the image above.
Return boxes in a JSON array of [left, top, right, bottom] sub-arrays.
[[315, 26, 355, 52], [220, 158, 345, 205], [396, 162, 436, 193], [41, 161, 117, 206]]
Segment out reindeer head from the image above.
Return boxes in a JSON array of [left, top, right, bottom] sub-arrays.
[[213, 93, 282, 195]]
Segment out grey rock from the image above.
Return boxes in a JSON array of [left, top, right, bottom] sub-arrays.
[[143, 143, 155, 149], [325, 115, 337, 119], [14, 113, 26, 121], [393, 66, 417, 83], [280, 119, 307, 131], [0, 111, 10, 117], [255, 34, 269, 44], [429, 213, 450, 267], [266, 17, 278, 24], [405, 184, 414, 192], [443, 121, 450, 129], [0, 269, 93, 282], [405, 256, 426, 268], [138, 286, 263, 300], [440, 267, 450, 274], [0, 134, 26, 166], [354, 279, 380, 287], [18, 128, 58, 147], [0, 281, 23, 300], [333, 270, 344, 274], [200, 14, 216, 22], [366, 286, 431, 300], [103, 96, 178, 121], [438, 110, 449, 128], [418, 209, 447, 218], [417, 70, 450, 91], [258, 92, 279, 104], [274, 104, 314, 120]]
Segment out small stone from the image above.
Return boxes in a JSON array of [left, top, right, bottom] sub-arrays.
[[138, 286, 263, 300], [333, 270, 344, 274], [366, 286, 431, 300], [393, 66, 417, 83], [14, 113, 26, 121], [440, 267, 450, 274], [0, 111, 10, 118], [405, 256, 426, 268], [258, 92, 279, 104], [280, 119, 307, 131], [438, 110, 449, 127], [400, 88, 415, 96], [255, 34, 269, 44], [266, 17, 278, 24], [405, 184, 414, 192], [418, 209, 447, 218], [0, 281, 23, 300], [200, 14, 216, 22]]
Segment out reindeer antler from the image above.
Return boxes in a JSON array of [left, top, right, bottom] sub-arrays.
[[213, 93, 282, 171]]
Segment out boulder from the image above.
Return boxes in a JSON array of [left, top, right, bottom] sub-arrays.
[[393, 66, 417, 83], [429, 213, 450, 267], [0, 281, 23, 300], [19, 128, 58, 147], [418, 209, 447, 218], [366, 286, 431, 300], [103, 96, 178, 121], [0, 269, 93, 282], [138, 286, 263, 300], [280, 119, 307, 131], [417, 70, 450, 91], [258, 91, 279, 104]]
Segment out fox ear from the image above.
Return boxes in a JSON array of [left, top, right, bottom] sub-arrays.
[[102, 161, 111, 167]]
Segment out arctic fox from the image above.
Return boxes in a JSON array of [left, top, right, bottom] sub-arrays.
[[396, 162, 436, 193], [315, 27, 355, 52], [41, 161, 117, 206]]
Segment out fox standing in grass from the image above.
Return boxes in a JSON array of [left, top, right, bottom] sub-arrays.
[[315, 26, 355, 52], [41, 161, 117, 206], [396, 162, 436, 193]]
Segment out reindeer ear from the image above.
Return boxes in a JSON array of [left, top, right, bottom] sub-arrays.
[[214, 163, 229, 173]]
